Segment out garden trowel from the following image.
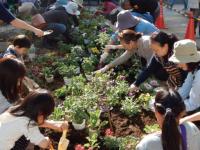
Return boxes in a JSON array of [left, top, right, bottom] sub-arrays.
[[58, 129, 69, 150]]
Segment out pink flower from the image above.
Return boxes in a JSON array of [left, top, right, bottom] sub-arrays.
[[105, 128, 114, 136], [75, 144, 85, 150]]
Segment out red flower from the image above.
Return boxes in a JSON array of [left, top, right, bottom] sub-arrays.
[[105, 128, 114, 136], [75, 144, 85, 150]]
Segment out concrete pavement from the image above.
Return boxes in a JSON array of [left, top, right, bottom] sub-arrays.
[[162, 3, 200, 47]]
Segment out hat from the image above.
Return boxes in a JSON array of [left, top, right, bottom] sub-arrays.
[[65, 2, 80, 16], [72, 0, 83, 7], [116, 10, 140, 31], [169, 39, 200, 63]]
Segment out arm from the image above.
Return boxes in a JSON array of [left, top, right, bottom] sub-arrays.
[[182, 71, 200, 112], [134, 56, 159, 87], [10, 18, 44, 37], [181, 112, 200, 123], [40, 120, 68, 132]]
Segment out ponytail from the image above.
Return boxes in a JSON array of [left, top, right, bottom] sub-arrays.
[[154, 88, 186, 150], [162, 108, 182, 150]]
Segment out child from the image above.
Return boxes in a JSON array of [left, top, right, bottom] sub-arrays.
[[136, 88, 200, 150], [0, 89, 68, 149], [1, 34, 31, 61], [0, 58, 26, 114]]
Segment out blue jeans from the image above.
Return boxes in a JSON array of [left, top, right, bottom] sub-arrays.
[[45, 23, 66, 39]]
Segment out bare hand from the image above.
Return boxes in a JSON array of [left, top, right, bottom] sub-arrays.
[[34, 28, 44, 37], [129, 84, 139, 93]]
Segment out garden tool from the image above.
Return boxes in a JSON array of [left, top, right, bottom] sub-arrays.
[[58, 129, 69, 150], [43, 30, 53, 36]]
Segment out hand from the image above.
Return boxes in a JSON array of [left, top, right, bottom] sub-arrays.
[[55, 121, 69, 132], [129, 84, 139, 93], [95, 65, 110, 74], [105, 45, 117, 50], [34, 28, 44, 37]]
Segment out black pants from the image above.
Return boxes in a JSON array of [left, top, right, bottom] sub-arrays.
[[11, 135, 29, 150]]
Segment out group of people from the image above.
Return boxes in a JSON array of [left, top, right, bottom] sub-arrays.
[[1, 0, 200, 149], [96, 0, 200, 150]]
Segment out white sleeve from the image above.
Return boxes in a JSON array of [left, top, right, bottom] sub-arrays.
[[183, 71, 200, 112], [24, 125, 46, 145], [178, 73, 193, 100]]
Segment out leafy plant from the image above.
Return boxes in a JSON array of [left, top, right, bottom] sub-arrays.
[[82, 57, 96, 73], [95, 32, 110, 49], [144, 124, 160, 134], [121, 97, 141, 117], [136, 93, 154, 110], [84, 131, 99, 149], [50, 105, 65, 121], [57, 41, 73, 53], [54, 86, 67, 99], [42, 67, 53, 78]]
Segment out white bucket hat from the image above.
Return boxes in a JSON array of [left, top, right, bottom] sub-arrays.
[[65, 1, 80, 16], [169, 39, 200, 63], [72, 0, 83, 7]]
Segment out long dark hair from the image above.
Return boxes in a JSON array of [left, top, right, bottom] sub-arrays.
[[0, 58, 26, 103], [119, 29, 142, 44], [154, 88, 186, 150], [186, 61, 200, 72], [151, 31, 178, 51], [10, 89, 55, 123]]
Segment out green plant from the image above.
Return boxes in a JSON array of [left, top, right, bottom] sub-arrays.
[[144, 124, 160, 134], [54, 86, 67, 99], [58, 41, 73, 53], [50, 105, 65, 121], [121, 97, 141, 117], [104, 136, 119, 149], [42, 67, 53, 78], [136, 93, 154, 110], [95, 32, 110, 49], [118, 136, 139, 150], [84, 131, 99, 149], [82, 57, 96, 73]]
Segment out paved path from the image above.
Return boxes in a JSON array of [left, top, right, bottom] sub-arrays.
[[162, 3, 200, 47]]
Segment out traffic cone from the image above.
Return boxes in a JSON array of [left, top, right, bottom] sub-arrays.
[[184, 11, 195, 40], [155, 0, 167, 29]]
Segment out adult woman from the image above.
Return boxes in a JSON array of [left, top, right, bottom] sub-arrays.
[[136, 88, 200, 150], [0, 58, 26, 114], [130, 31, 187, 92], [97, 30, 154, 73], [169, 39, 200, 112], [99, 10, 158, 65]]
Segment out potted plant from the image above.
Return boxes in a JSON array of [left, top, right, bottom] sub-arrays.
[[70, 105, 88, 130], [42, 67, 54, 83]]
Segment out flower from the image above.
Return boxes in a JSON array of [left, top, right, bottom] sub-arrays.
[[105, 128, 114, 136], [91, 47, 100, 54], [75, 144, 85, 150]]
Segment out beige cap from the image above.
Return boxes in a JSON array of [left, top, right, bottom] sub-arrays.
[[169, 39, 200, 63]]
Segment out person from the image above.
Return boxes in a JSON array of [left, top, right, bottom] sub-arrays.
[[18, 0, 38, 17], [97, 30, 154, 73], [0, 35, 31, 62], [0, 58, 26, 114], [129, 31, 187, 93], [40, 1, 80, 47], [0, 89, 68, 149], [187, 0, 200, 37], [100, 10, 158, 65], [136, 88, 200, 150], [169, 39, 200, 112], [181, 111, 200, 123], [120, 0, 132, 10], [95, 0, 117, 17], [130, 0, 160, 22], [170, 0, 188, 10], [0, 2, 44, 37]]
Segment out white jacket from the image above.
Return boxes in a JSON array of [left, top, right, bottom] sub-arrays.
[[178, 69, 200, 112]]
